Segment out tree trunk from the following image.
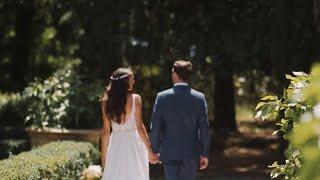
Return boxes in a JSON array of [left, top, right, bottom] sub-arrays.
[[213, 59, 237, 134], [11, 0, 34, 91], [314, 0, 320, 32]]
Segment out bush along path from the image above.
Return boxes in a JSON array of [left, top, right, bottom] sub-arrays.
[[150, 120, 282, 180], [255, 64, 320, 180], [0, 141, 99, 179], [0, 127, 30, 160]]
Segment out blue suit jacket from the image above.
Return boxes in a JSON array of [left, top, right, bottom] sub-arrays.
[[150, 85, 210, 160]]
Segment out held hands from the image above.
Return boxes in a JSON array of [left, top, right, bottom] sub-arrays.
[[149, 152, 161, 164], [199, 156, 209, 170]]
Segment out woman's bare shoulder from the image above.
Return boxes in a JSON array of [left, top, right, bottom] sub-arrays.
[[101, 93, 108, 103], [133, 93, 142, 103]]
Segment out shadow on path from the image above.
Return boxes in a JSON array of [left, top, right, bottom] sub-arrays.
[[151, 120, 283, 180]]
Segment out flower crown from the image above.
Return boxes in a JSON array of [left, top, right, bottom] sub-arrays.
[[110, 74, 130, 81]]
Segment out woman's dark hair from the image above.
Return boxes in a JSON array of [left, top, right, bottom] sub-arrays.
[[103, 68, 133, 124]]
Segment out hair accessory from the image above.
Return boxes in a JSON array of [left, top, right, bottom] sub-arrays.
[[110, 74, 130, 81]]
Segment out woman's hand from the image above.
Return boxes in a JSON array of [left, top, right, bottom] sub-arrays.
[[148, 152, 159, 164]]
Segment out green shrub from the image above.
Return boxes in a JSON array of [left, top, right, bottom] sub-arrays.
[[0, 60, 103, 129], [24, 62, 80, 128], [0, 139, 30, 159], [0, 141, 100, 180], [23, 60, 103, 129], [0, 93, 28, 127], [256, 64, 320, 180], [67, 79, 103, 129]]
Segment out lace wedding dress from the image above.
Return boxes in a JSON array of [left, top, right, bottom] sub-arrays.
[[102, 97, 149, 180]]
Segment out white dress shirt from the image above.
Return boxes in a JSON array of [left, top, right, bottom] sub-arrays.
[[174, 82, 188, 86]]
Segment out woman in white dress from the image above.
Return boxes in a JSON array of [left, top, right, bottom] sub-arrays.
[[100, 68, 158, 180]]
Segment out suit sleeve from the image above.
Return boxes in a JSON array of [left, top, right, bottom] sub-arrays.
[[199, 95, 210, 157], [150, 94, 163, 153]]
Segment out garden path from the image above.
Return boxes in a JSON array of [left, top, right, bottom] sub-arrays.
[[150, 121, 282, 180]]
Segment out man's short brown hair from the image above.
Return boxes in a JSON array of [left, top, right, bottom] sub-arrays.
[[172, 60, 193, 81]]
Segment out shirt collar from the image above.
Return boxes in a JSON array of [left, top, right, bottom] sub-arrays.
[[174, 82, 188, 86]]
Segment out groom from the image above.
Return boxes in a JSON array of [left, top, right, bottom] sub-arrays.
[[150, 60, 210, 180]]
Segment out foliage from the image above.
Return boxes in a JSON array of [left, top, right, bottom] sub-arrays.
[[0, 92, 28, 127], [256, 64, 320, 180], [290, 64, 320, 180], [24, 61, 80, 128], [0, 141, 99, 180], [268, 147, 302, 180], [0, 0, 82, 91], [1, 0, 319, 92], [0, 139, 30, 160], [0, 0, 319, 139], [1, 0, 320, 132], [67, 79, 103, 129], [0, 59, 103, 129]]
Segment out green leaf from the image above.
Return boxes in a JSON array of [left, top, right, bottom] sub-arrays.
[[290, 121, 319, 146], [261, 104, 276, 120], [283, 88, 288, 99], [255, 102, 266, 111], [292, 149, 300, 158], [285, 74, 300, 82], [311, 63, 320, 76], [284, 108, 295, 119], [59, 11, 73, 25], [281, 118, 288, 124], [287, 103, 297, 107], [269, 161, 279, 168], [42, 27, 57, 40], [261, 95, 278, 101], [292, 71, 308, 77]]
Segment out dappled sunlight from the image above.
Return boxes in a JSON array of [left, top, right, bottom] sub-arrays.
[[192, 121, 283, 179]]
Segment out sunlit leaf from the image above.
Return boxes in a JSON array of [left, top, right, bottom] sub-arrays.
[[291, 121, 319, 146], [59, 11, 73, 25], [42, 27, 57, 40], [261, 95, 278, 101], [284, 108, 295, 119], [292, 71, 308, 77], [311, 64, 320, 76], [255, 102, 266, 111], [285, 74, 300, 82]]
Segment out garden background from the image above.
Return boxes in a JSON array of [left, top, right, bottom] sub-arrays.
[[1, 0, 320, 179]]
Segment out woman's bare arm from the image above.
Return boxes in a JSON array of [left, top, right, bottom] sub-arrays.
[[135, 95, 154, 154], [101, 100, 111, 167]]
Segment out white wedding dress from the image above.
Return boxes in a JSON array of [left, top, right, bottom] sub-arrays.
[[102, 97, 149, 180]]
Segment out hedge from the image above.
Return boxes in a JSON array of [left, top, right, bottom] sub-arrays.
[[0, 139, 30, 160], [0, 93, 27, 127], [0, 141, 100, 179]]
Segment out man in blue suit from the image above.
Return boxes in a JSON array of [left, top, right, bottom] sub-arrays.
[[150, 60, 210, 180]]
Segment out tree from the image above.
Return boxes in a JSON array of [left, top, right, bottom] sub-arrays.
[[11, 0, 34, 91], [213, 57, 237, 133], [314, 0, 320, 32], [1, 0, 320, 133]]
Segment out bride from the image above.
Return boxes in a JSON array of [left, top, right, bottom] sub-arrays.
[[100, 68, 158, 180]]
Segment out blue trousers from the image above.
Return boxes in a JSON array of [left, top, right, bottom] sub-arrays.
[[163, 158, 199, 180]]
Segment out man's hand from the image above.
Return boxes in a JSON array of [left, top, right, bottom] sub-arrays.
[[199, 156, 209, 170]]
